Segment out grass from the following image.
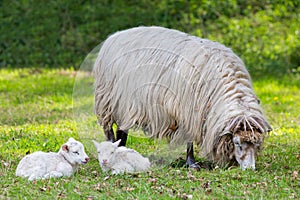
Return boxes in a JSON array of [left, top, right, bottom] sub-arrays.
[[0, 68, 299, 199]]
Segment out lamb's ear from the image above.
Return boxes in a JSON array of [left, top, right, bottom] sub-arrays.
[[62, 144, 69, 152], [68, 137, 76, 142], [92, 140, 100, 147], [113, 139, 121, 147]]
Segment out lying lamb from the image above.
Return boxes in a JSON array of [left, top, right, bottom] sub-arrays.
[[16, 137, 89, 181], [92, 140, 150, 174]]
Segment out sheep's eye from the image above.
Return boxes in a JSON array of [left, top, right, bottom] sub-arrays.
[[239, 146, 243, 151], [73, 151, 79, 155], [234, 142, 242, 151]]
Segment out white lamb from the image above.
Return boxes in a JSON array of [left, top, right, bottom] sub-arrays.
[[16, 138, 89, 181], [92, 140, 151, 174]]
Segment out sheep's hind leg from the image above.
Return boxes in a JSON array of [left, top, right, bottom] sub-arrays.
[[104, 125, 115, 142], [116, 129, 128, 146], [186, 142, 200, 170]]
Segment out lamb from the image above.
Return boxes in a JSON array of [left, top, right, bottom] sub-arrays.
[[16, 138, 89, 181], [93, 26, 272, 170], [92, 140, 150, 174]]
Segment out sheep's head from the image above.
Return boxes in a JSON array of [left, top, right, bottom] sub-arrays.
[[60, 137, 90, 165], [92, 140, 121, 169], [215, 130, 263, 170], [232, 130, 263, 170], [232, 134, 262, 170]]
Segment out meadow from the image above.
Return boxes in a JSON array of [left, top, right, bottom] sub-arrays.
[[0, 68, 299, 199]]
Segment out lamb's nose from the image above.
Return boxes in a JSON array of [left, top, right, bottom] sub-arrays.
[[102, 159, 107, 164], [85, 157, 90, 162]]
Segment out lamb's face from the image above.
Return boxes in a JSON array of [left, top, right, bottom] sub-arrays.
[[93, 140, 121, 168], [232, 133, 262, 170], [61, 138, 90, 165]]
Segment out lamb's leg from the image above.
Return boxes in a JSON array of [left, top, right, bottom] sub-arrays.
[[186, 142, 200, 170], [27, 166, 45, 181], [116, 129, 128, 146], [111, 162, 134, 175], [44, 171, 64, 179], [104, 124, 115, 142], [28, 174, 41, 181]]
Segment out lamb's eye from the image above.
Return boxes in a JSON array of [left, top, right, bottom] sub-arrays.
[[73, 151, 79, 155]]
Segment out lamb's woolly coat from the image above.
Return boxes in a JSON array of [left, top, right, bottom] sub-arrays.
[[16, 138, 89, 180], [93, 140, 150, 174], [93, 26, 271, 165]]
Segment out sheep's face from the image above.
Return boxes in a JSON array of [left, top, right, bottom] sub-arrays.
[[93, 140, 121, 169], [232, 133, 262, 170], [61, 138, 90, 165]]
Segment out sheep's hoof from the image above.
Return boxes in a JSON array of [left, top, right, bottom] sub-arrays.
[[186, 162, 201, 171]]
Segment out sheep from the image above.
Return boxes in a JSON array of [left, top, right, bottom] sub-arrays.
[[93, 26, 272, 170], [16, 138, 89, 180], [92, 140, 150, 174]]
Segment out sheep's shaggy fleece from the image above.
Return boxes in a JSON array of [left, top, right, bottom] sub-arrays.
[[93, 26, 271, 166]]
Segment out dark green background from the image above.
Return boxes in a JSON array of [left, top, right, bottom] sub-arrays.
[[1, 0, 299, 76]]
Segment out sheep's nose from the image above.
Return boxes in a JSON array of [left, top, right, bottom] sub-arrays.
[[102, 159, 107, 164], [85, 157, 90, 162]]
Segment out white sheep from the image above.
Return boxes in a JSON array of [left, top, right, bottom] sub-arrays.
[[93, 26, 272, 170], [92, 140, 150, 174], [16, 138, 89, 181]]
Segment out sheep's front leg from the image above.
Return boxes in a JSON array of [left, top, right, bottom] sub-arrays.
[[104, 125, 115, 142], [186, 142, 200, 170], [116, 129, 128, 146]]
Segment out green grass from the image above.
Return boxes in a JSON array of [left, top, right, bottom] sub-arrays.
[[0, 68, 299, 199]]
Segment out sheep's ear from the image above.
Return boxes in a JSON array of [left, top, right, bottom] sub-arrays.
[[233, 136, 241, 146], [62, 144, 69, 152], [113, 139, 121, 147]]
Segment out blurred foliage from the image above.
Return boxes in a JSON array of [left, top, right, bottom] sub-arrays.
[[0, 0, 299, 76]]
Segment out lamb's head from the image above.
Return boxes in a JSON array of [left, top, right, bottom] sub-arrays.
[[59, 138, 89, 165], [92, 140, 121, 168]]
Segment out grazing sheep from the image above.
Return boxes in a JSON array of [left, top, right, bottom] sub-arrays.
[[93, 26, 271, 170], [16, 138, 89, 180], [92, 140, 150, 174]]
